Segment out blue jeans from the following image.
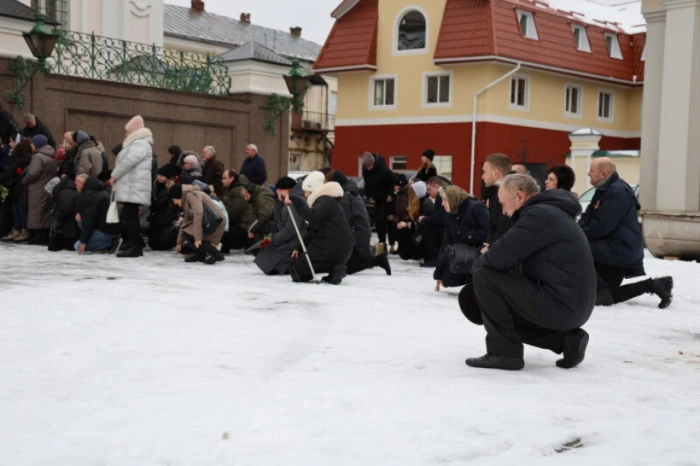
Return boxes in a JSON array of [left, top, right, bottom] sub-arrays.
[[74, 222, 118, 251], [13, 202, 27, 229]]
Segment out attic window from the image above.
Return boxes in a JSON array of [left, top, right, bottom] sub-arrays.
[[516, 9, 538, 40], [605, 33, 623, 59], [572, 25, 591, 52], [397, 10, 426, 51]]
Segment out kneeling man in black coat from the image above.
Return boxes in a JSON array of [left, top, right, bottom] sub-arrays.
[[467, 174, 596, 371]]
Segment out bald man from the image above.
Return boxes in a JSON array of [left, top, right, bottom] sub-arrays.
[[579, 158, 673, 309]]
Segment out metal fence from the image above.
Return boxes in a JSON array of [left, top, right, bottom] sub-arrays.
[[49, 31, 231, 95]]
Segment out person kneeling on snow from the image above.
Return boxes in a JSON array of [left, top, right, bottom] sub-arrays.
[[466, 174, 596, 371], [284, 172, 354, 285], [169, 184, 225, 265], [74, 174, 121, 254]]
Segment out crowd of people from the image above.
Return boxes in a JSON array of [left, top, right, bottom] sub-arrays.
[[0, 106, 676, 370]]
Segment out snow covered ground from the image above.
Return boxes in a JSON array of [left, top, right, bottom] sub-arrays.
[[1, 244, 699, 465]]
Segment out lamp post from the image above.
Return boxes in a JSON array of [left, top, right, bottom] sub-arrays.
[[6, 11, 60, 110], [264, 60, 311, 136]]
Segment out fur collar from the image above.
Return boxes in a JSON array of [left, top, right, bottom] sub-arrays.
[[123, 128, 153, 148], [308, 181, 344, 207]]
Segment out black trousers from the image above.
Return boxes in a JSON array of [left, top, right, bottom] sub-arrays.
[[222, 224, 249, 251], [419, 222, 442, 262], [346, 252, 376, 275], [596, 263, 652, 304], [473, 268, 568, 359], [121, 202, 143, 250], [291, 254, 335, 282], [374, 199, 387, 243]]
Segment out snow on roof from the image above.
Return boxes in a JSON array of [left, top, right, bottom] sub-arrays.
[[570, 128, 603, 136], [536, 0, 645, 34]]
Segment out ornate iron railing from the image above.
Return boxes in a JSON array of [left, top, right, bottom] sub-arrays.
[[49, 31, 231, 95]]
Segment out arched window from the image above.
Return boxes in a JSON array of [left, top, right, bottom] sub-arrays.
[[397, 10, 426, 51]]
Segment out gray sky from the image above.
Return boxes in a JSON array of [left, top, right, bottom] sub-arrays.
[[165, 0, 336, 46]]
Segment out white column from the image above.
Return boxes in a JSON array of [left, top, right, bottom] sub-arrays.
[[656, 0, 700, 212], [568, 129, 602, 195], [639, 8, 666, 211]]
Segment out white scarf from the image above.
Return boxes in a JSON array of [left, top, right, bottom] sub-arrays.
[[123, 128, 153, 148]]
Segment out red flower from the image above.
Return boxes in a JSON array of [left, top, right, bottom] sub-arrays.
[[15, 168, 22, 175]]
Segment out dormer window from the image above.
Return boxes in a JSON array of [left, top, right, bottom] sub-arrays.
[[397, 10, 427, 51], [572, 25, 591, 52], [605, 33, 623, 59], [516, 9, 538, 40]]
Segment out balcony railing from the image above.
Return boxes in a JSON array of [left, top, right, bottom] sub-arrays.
[[49, 31, 231, 95], [292, 111, 336, 132]]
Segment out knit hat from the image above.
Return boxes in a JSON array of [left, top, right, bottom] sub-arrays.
[[410, 180, 427, 199], [302, 171, 326, 193], [168, 145, 182, 157], [125, 115, 145, 133], [158, 164, 177, 180], [31, 134, 48, 149], [394, 173, 408, 188], [168, 184, 183, 200], [72, 130, 89, 146], [275, 176, 297, 191], [422, 149, 435, 162], [443, 186, 469, 213]]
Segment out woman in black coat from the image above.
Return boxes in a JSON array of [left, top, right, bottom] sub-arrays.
[[434, 186, 489, 290], [288, 180, 354, 285], [415, 149, 438, 182], [0, 137, 33, 241]]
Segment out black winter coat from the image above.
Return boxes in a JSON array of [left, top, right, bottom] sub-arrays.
[[76, 178, 120, 244], [203, 157, 225, 196], [291, 182, 354, 266], [0, 148, 31, 203], [254, 199, 305, 275], [0, 107, 18, 145], [578, 173, 645, 276], [21, 118, 56, 149], [415, 165, 437, 182], [332, 171, 372, 259], [240, 154, 267, 186], [423, 195, 446, 228], [51, 178, 79, 239], [472, 190, 596, 331], [484, 184, 513, 244], [362, 154, 394, 202]]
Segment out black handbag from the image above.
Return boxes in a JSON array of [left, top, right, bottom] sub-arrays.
[[447, 243, 479, 274], [202, 201, 222, 235], [412, 230, 423, 246]]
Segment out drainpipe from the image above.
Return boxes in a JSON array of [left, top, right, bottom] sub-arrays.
[[470, 62, 522, 194]]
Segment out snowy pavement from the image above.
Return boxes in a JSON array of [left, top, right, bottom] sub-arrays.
[[1, 243, 699, 465]]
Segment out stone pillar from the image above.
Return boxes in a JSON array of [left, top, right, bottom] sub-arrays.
[[639, 7, 666, 210], [656, 0, 700, 212], [568, 129, 602, 196]]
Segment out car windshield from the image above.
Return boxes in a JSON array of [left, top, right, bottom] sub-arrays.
[[579, 187, 596, 202]]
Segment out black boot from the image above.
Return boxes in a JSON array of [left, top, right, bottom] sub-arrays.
[[651, 276, 673, 309], [289, 263, 303, 283], [185, 247, 205, 263], [466, 354, 524, 371], [595, 287, 614, 306], [324, 265, 347, 285], [556, 329, 589, 369], [375, 253, 392, 276], [116, 246, 143, 258], [201, 243, 225, 265]]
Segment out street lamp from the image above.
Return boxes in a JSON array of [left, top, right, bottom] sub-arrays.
[[265, 59, 311, 135], [6, 12, 60, 110]]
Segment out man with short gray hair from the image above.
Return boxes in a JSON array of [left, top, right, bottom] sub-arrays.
[[466, 174, 596, 371], [21, 113, 56, 149], [240, 143, 267, 185], [202, 145, 225, 196]]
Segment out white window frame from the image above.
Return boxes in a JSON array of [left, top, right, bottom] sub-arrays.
[[597, 90, 615, 122], [572, 24, 591, 53], [605, 33, 623, 60], [509, 75, 530, 111], [330, 91, 338, 116], [422, 71, 453, 108], [516, 9, 538, 40], [369, 75, 398, 111], [393, 5, 429, 56], [390, 156, 409, 171], [564, 84, 583, 118]]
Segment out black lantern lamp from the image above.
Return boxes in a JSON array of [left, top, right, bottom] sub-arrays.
[[265, 59, 311, 135]]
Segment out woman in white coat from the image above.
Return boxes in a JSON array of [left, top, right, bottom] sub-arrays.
[[110, 115, 153, 258]]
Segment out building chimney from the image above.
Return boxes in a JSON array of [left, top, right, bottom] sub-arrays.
[[290, 27, 302, 37], [191, 0, 204, 11], [240, 13, 251, 24]]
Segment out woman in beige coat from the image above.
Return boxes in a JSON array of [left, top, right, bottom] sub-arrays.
[[169, 184, 225, 264]]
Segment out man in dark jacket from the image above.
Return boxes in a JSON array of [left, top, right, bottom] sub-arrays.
[[202, 145, 225, 196], [579, 158, 673, 308], [21, 113, 56, 149], [481, 153, 514, 245], [221, 169, 254, 251], [240, 144, 267, 185], [148, 165, 182, 251], [0, 105, 19, 146], [466, 174, 596, 371], [417, 176, 447, 267], [322, 168, 391, 276], [361, 152, 394, 253], [74, 175, 120, 254], [287, 176, 354, 285], [49, 177, 80, 251]]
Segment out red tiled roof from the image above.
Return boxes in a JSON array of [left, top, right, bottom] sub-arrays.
[[313, 0, 378, 72], [434, 0, 494, 59], [631, 33, 645, 82]]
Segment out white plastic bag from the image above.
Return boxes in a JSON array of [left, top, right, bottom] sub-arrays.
[[106, 190, 120, 224]]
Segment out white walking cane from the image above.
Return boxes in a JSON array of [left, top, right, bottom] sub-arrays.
[[287, 203, 318, 283]]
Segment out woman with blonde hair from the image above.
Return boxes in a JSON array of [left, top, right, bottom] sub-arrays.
[[394, 180, 430, 261]]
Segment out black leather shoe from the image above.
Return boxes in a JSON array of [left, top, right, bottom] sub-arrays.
[[465, 354, 524, 371], [652, 277, 673, 309], [595, 287, 614, 306], [324, 265, 347, 285], [116, 246, 143, 258], [556, 329, 589, 369], [201, 243, 225, 265], [376, 253, 392, 276]]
